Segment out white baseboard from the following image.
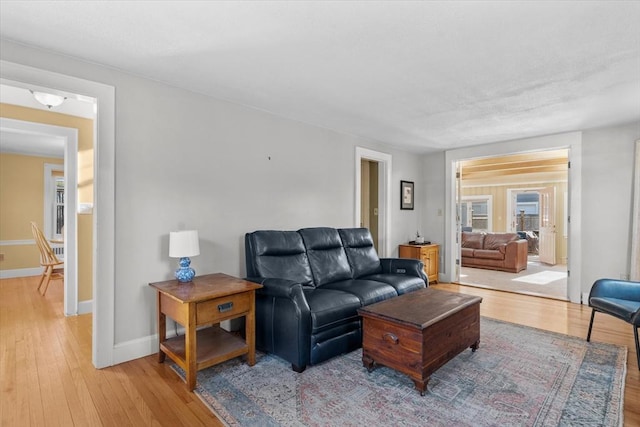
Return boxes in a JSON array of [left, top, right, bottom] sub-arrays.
[[78, 299, 92, 314], [111, 322, 220, 365], [0, 267, 41, 279], [112, 334, 159, 365]]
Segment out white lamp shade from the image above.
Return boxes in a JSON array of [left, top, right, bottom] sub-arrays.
[[169, 230, 200, 258]]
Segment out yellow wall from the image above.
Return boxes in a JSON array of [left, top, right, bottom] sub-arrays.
[[462, 180, 568, 264], [0, 153, 64, 268], [0, 103, 94, 301]]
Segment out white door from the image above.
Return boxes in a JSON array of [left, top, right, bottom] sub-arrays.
[[539, 186, 557, 265]]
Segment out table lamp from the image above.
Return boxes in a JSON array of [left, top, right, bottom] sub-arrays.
[[169, 230, 200, 282]]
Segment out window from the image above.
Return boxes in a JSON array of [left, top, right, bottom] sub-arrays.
[[515, 192, 539, 232], [54, 176, 64, 238], [460, 196, 492, 232], [44, 163, 64, 240]]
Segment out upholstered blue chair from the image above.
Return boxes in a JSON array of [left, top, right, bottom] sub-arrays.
[[586, 278, 640, 370]]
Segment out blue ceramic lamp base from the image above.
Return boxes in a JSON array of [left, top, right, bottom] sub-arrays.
[[175, 257, 196, 282]]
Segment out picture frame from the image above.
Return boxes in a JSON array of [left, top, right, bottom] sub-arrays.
[[400, 180, 414, 210]]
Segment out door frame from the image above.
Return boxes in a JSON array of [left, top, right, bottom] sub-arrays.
[[355, 147, 392, 257], [444, 133, 582, 303], [0, 118, 78, 315], [1, 60, 116, 368]]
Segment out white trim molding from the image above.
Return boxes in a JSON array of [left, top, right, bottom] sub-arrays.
[[77, 299, 93, 315], [112, 334, 159, 366], [355, 147, 392, 257], [0, 239, 35, 246], [0, 267, 42, 279], [631, 140, 640, 281]]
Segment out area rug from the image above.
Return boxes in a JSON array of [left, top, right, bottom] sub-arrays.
[[172, 317, 626, 427]]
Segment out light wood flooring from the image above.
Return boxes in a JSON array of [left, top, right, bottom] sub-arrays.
[[1, 276, 638, 426]]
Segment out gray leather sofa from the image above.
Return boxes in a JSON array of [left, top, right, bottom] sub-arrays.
[[244, 227, 427, 372]]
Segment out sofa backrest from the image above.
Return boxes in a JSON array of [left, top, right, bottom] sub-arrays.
[[338, 228, 382, 278], [298, 227, 353, 287], [484, 233, 518, 250], [461, 232, 485, 249], [244, 230, 314, 286]]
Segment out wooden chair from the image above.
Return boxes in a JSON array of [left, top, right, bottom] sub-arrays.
[[30, 222, 64, 296]]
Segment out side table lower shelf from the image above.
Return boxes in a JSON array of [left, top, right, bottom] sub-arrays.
[[161, 326, 248, 372], [149, 273, 262, 391]]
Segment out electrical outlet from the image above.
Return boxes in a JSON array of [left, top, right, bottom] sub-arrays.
[[620, 273, 630, 281]]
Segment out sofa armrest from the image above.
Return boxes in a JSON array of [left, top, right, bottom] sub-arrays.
[[589, 278, 640, 302], [380, 258, 428, 283], [245, 277, 307, 300], [503, 239, 528, 270], [245, 277, 313, 370]]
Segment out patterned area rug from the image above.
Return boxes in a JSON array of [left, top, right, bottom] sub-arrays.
[[172, 318, 626, 427]]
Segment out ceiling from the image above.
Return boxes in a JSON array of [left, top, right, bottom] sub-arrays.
[[460, 149, 569, 182], [1, 2, 639, 153], [0, 85, 95, 157]]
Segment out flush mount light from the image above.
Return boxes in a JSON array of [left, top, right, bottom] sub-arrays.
[[29, 90, 67, 109]]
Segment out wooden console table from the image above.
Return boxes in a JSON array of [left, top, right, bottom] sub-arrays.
[[149, 273, 262, 391], [399, 243, 439, 284]]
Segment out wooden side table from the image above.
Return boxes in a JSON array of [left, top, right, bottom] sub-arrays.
[[149, 273, 262, 391], [399, 243, 439, 284]]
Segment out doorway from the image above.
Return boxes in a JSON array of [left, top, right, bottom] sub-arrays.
[[1, 60, 116, 368], [0, 117, 80, 313], [456, 149, 570, 300], [355, 147, 392, 257], [360, 159, 380, 252]]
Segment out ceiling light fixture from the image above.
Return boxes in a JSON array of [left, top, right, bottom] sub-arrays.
[[29, 90, 67, 109]]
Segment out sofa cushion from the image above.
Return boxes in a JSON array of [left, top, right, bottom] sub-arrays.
[[303, 288, 362, 334], [484, 233, 518, 250], [473, 249, 505, 260], [462, 232, 484, 249], [461, 248, 475, 258], [299, 228, 353, 286], [338, 228, 382, 278], [246, 230, 314, 286], [362, 273, 425, 295], [320, 279, 397, 306]]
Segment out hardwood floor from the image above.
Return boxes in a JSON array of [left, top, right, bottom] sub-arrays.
[[0, 276, 221, 427], [1, 277, 638, 426]]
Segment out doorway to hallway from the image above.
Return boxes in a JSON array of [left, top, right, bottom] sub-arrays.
[[355, 147, 392, 257]]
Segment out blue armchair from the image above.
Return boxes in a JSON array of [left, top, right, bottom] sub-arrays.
[[586, 278, 640, 369]]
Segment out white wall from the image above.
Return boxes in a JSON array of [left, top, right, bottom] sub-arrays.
[[0, 40, 423, 362], [422, 121, 640, 299], [421, 151, 446, 270], [581, 122, 640, 286]]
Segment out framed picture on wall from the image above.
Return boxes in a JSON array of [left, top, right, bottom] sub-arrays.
[[401, 180, 414, 210]]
